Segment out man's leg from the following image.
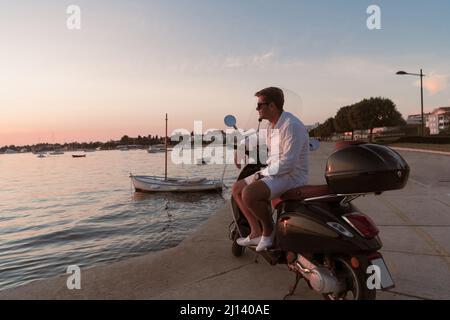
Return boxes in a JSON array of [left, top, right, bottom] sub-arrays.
[[232, 180, 262, 238], [241, 181, 273, 237]]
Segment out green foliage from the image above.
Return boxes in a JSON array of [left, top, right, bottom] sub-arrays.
[[310, 97, 405, 141], [334, 106, 353, 133], [348, 97, 405, 141], [309, 117, 335, 139], [349, 97, 405, 131]]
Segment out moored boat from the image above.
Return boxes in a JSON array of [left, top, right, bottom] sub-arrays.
[[130, 175, 223, 193], [131, 114, 224, 193], [49, 150, 64, 155]]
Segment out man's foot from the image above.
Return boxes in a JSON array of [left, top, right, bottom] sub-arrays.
[[236, 236, 262, 247], [255, 230, 275, 252]]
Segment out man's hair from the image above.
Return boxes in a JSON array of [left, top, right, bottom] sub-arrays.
[[255, 87, 284, 111]]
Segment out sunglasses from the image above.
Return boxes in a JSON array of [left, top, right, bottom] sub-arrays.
[[256, 102, 270, 110]]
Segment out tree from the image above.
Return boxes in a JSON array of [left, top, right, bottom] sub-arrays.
[[322, 117, 336, 139], [120, 135, 131, 145], [308, 127, 318, 138], [348, 101, 366, 132], [349, 97, 405, 142], [334, 105, 354, 140], [312, 118, 335, 140]]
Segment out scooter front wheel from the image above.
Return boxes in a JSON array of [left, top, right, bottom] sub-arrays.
[[231, 230, 245, 257]]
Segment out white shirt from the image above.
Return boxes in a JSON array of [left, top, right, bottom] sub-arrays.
[[260, 111, 309, 185]]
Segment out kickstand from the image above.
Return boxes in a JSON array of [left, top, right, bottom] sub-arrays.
[[283, 272, 302, 300]]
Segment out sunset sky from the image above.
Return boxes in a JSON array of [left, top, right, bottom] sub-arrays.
[[1, 0, 449, 146]]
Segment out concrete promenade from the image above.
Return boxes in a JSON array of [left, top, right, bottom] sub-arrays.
[[1, 143, 449, 299]]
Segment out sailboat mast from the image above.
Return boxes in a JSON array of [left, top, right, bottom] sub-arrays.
[[165, 113, 168, 181]]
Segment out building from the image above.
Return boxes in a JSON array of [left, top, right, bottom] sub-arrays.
[[427, 107, 450, 135], [406, 107, 450, 135], [406, 113, 430, 125]]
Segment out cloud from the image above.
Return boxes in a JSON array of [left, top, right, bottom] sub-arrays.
[[223, 57, 244, 68], [282, 59, 305, 68], [252, 51, 274, 65], [223, 50, 275, 69], [417, 73, 449, 95]]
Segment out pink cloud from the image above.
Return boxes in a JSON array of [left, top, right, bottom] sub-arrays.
[[416, 73, 449, 95]]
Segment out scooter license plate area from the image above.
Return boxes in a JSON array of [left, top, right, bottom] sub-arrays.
[[370, 258, 395, 290]]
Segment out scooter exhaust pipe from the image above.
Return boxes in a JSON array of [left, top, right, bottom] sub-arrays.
[[293, 255, 345, 294]]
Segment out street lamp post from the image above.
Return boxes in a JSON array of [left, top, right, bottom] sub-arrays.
[[396, 69, 426, 136]]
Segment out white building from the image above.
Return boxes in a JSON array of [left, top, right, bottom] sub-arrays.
[[407, 107, 450, 135], [427, 107, 450, 135]]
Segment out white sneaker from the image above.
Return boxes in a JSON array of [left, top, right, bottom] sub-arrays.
[[236, 236, 262, 247], [255, 231, 275, 252]]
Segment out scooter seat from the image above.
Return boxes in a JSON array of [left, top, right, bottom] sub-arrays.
[[281, 185, 334, 200], [271, 185, 336, 208]]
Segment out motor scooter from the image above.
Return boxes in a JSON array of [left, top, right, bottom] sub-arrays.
[[224, 115, 410, 300]]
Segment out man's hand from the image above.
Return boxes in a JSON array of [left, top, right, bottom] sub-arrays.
[[234, 150, 242, 169], [253, 172, 262, 182]]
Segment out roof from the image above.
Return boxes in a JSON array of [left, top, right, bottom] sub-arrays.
[[433, 106, 450, 114]]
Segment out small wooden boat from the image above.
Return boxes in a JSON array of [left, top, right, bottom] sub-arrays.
[[130, 175, 223, 193], [49, 150, 64, 155], [72, 154, 86, 158], [131, 114, 224, 193], [147, 146, 164, 153]]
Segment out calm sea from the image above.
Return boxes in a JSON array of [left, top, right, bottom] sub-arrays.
[[0, 149, 239, 291]]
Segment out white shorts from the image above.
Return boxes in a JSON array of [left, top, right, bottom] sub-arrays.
[[244, 173, 305, 200]]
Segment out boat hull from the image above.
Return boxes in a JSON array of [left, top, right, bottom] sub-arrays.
[[131, 175, 223, 193]]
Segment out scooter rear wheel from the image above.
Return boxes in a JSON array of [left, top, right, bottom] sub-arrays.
[[322, 256, 376, 300]]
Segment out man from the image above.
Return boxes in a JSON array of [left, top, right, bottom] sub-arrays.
[[231, 87, 309, 252]]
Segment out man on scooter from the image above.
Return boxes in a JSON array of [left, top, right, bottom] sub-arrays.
[[231, 87, 310, 252]]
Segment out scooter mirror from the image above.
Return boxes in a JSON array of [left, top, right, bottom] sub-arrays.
[[309, 138, 320, 151], [224, 115, 237, 129]]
